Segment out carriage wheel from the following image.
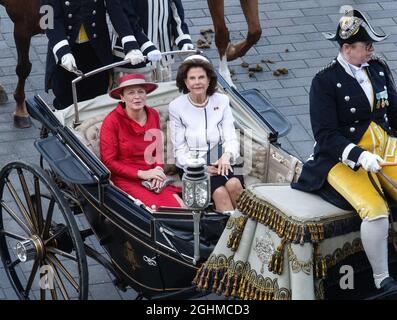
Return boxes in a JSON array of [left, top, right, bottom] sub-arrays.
[[0, 161, 88, 300]]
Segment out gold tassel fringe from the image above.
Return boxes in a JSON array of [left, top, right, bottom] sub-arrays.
[[193, 254, 291, 300], [227, 215, 248, 251], [268, 239, 287, 275], [237, 189, 325, 244]]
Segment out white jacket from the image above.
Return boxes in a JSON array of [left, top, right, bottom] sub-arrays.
[[169, 92, 240, 168]]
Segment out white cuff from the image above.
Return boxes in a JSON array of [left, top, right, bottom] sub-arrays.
[[141, 41, 155, 52], [121, 35, 137, 47], [53, 40, 69, 60], [175, 34, 192, 45], [342, 143, 357, 169]]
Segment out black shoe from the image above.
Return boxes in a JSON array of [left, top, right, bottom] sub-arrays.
[[372, 277, 397, 300], [380, 277, 397, 292]]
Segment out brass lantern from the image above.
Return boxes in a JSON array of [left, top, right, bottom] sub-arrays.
[[182, 155, 210, 210], [182, 154, 210, 264]]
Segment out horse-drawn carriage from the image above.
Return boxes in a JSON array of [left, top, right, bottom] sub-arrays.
[[1, 51, 396, 300]]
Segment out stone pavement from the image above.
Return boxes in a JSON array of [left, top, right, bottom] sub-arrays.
[[1, 0, 397, 299]]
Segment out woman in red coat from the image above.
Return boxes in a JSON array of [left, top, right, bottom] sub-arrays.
[[100, 73, 182, 209]]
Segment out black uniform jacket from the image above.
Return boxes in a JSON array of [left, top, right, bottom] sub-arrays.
[[112, 0, 192, 67], [292, 56, 397, 193], [44, 0, 139, 90]]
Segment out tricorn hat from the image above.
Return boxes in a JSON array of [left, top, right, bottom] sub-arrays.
[[109, 73, 158, 100], [323, 9, 388, 44]]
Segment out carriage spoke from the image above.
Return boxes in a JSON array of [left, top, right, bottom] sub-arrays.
[[39, 261, 46, 300], [47, 254, 79, 291], [1, 201, 32, 235], [50, 286, 58, 300], [24, 258, 40, 298], [46, 258, 70, 300], [17, 169, 40, 232], [5, 180, 35, 232], [7, 258, 21, 269], [0, 163, 88, 300], [46, 246, 77, 261], [41, 198, 55, 239], [40, 289, 46, 300], [44, 226, 67, 245], [0, 229, 28, 241], [34, 177, 44, 234]]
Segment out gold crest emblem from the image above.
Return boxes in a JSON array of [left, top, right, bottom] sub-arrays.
[[339, 16, 362, 39], [123, 241, 140, 271]]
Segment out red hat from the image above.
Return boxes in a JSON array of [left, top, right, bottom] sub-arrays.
[[109, 73, 158, 99]]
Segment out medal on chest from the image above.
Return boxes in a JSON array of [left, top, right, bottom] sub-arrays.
[[376, 90, 389, 109]]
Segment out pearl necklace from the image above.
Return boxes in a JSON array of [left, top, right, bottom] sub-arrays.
[[187, 94, 209, 108]]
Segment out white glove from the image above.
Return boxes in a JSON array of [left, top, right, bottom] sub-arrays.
[[124, 49, 145, 65], [61, 53, 77, 72], [147, 49, 162, 62], [357, 151, 384, 172], [181, 43, 194, 51]]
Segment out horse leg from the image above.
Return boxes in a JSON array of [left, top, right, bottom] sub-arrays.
[[13, 25, 33, 128], [207, 0, 235, 87], [226, 0, 262, 62], [0, 85, 8, 104], [207, 0, 229, 58]]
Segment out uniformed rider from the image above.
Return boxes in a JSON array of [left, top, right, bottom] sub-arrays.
[[292, 9, 397, 296], [44, 0, 146, 110], [112, 0, 194, 81]]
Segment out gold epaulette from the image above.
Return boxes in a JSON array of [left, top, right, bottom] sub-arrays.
[[370, 54, 395, 84], [317, 58, 337, 75], [370, 54, 388, 66]]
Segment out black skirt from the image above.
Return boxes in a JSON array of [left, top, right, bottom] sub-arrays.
[[177, 167, 244, 195]]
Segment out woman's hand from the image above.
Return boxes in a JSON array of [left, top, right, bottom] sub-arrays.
[[150, 178, 165, 190], [137, 167, 166, 181], [212, 152, 233, 176], [207, 165, 219, 176]]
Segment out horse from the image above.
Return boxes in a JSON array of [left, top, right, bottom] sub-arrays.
[[207, 0, 262, 86], [0, 0, 261, 127], [0, 0, 41, 128]]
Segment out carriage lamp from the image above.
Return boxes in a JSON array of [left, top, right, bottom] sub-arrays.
[[182, 154, 210, 210], [182, 153, 211, 265]]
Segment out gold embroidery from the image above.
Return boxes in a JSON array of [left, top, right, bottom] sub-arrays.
[[287, 244, 313, 275], [253, 232, 275, 273]]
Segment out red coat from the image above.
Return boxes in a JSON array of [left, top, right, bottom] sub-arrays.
[[100, 103, 181, 208]]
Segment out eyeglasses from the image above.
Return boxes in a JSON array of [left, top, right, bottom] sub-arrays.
[[364, 42, 373, 50]]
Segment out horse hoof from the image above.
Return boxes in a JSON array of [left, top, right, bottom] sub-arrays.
[[226, 44, 238, 62], [13, 114, 32, 129], [0, 89, 8, 104]]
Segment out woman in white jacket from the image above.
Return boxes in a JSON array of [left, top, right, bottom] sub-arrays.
[[169, 55, 244, 212]]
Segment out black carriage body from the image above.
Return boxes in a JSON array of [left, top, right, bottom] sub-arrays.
[[26, 96, 230, 298], [23, 72, 287, 299], [79, 183, 227, 297]]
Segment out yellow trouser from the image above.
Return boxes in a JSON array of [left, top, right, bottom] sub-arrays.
[[327, 122, 397, 220], [76, 24, 89, 43]]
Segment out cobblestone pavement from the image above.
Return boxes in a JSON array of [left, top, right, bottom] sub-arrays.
[[1, 0, 397, 299]]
